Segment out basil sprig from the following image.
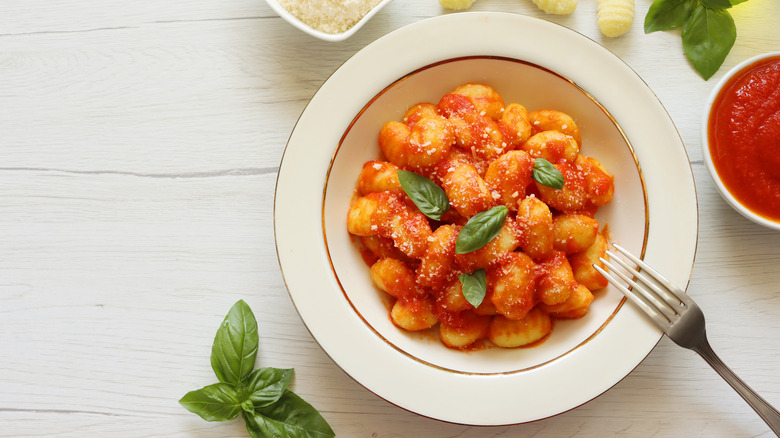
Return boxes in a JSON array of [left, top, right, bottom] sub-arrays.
[[180, 300, 334, 438], [455, 205, 509, 254], [397, 170, 450, 220], [645, 0, 745, 80], [459, 269, 487, 308], [532, 158, 564, 189], [681, 5, 736, 80], [210, 299, 258, 385]]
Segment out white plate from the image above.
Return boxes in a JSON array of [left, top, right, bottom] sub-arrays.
[[275, 12, 698, 425]]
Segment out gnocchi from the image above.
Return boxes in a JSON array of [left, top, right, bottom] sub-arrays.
[[597, 0, 635, 38], [438, 0, 633, 38], [347, 83, 615, 350], [531, 0, 577, 15]]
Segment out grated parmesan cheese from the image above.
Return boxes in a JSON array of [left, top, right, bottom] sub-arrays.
[[278, 0, 383, 34]]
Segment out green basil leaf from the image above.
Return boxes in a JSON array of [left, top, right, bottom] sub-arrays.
[[211, 300, 259, 386], [682, 5, 736, 80], [246, 367, 295, 408], [179, 382, 242, 422], [455, 205, 509, 254], [459, 269, 487, 308], [729, 0, 749, 5], [241, 399, 255, 413], [701, 0, 732, 8], [644, 0, 697, 33], [531, 158, 564, 189], [397, 169, 449, 220], [243, 391, 335, 438]]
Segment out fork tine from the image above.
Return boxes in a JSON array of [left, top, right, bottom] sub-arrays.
[[597, 257, 676, 323], [612, 244, 692, 307], [600, 253, 678, 321], [593, 262, 670, 328]]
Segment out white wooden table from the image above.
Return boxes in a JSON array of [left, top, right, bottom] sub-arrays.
[[2, 1, 779, 437]]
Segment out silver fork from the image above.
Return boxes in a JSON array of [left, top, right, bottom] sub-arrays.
[[594, 244, 780, 436]]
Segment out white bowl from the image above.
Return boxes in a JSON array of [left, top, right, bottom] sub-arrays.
[[702, 51, 780, 231], [275, 12, 698, 425], [264, 0, 393, 41]]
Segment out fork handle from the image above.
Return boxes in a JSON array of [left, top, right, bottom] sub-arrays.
[[694, 338, 780, 436]]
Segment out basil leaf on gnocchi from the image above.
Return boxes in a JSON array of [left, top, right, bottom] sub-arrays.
[[455, 205, 509, 254], [459, 269, 487, 308], [398, 170, 450, 220], [532, 158, 565, 189]]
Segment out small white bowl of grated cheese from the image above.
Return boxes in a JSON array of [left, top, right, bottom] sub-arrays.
[[265, 0, 394, 41]]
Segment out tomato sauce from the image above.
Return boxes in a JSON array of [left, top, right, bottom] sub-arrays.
[[708, 56, 780, 222]]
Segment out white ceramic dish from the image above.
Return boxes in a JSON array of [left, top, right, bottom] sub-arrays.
[[701, 51, 780, 231], [264, 0, 393, 41], [275, 12, 698, 425]]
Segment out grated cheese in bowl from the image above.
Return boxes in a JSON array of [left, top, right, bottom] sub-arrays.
[[266, 0, 393, 41]]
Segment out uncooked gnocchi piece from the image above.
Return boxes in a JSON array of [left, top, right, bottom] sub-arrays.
[[597, 0, 635, 38], [531, 0, 577, 15], [439, 0, 477, 9]]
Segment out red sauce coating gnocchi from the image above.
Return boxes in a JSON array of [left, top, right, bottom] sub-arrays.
[[347, 84, 614, 350]]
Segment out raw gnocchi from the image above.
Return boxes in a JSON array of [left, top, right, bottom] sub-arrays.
[[597, 0, 635, 38], [347, 83, 615, 350], [531, 0, 577, 15]]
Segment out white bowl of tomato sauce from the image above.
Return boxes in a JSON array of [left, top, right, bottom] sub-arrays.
[[703, 52, 780, 230]]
